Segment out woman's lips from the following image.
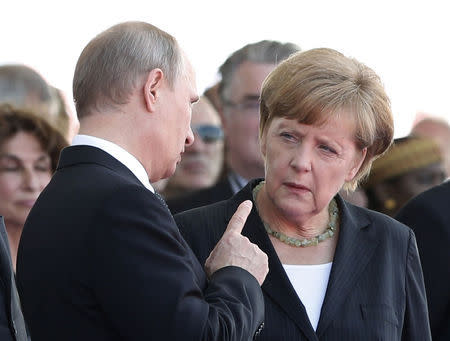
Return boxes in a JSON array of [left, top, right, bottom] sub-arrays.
[[284, 182, 310, 193]]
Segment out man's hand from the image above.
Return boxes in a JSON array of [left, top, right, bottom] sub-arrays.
[[205, 200, 269, 285]]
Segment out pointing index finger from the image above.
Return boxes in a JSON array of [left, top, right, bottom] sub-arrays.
[[225, 200, 253, 235]]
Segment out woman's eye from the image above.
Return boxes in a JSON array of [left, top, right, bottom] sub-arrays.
[[320, 145, 336, 154], [280, 132, 295, 141], [35, 163, 51, 172], [0, 166, 19, 172]]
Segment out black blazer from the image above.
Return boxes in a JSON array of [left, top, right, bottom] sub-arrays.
[[16, 146, 264, 341], [395, 180, 450, 341], [167, 177, 234, 214], [176, 179, 432, 341], [0, 217, 27, 341]]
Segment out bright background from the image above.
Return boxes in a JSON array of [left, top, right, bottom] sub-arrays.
[[2, 0, 449, 137]]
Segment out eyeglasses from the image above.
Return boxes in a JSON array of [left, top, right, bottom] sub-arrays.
[[223, 97, 260, 115], [192, 124, 224, 143]]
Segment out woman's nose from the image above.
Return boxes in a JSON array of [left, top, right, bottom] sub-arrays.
[[22, 169, 41, 191], [290, 144, 312, 172]]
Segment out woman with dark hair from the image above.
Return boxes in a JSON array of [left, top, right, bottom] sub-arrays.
[[0, 104, 67, 269]]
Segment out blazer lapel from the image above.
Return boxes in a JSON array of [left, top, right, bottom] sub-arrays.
[[316, 197, 380, 337], [225, 181, 319, 340]]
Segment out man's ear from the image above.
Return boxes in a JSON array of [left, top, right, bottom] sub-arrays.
[[346, 147, 367, 181], [143, 68, 164, 113]]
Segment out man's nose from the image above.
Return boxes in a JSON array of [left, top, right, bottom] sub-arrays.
[[185, 126, 195, 147]]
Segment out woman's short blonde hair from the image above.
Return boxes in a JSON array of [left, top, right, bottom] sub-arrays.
[[260, 48, 394, 190]]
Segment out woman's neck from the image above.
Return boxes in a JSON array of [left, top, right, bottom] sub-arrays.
[[256, 185, 330, 239]]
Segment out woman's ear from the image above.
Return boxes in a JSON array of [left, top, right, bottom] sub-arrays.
[[143, 68, 164, 113], [346, 147, 367, 181]]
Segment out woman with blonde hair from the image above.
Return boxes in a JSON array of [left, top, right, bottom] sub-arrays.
[[176, 48, 431, 340]]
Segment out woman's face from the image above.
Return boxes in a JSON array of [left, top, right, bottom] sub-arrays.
[[260, 114, 366, 222], [0, 132, 52, 227]]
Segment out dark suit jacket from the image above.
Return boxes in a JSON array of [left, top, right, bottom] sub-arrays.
[[0, 217, 27, 341], [176, 179, 432, 340], [16, 145, 264, 341], [395, 180, 450, 341], [167, 177, 234, 214]]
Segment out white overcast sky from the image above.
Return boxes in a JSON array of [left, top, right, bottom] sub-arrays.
[[2, 0, 449, 137]]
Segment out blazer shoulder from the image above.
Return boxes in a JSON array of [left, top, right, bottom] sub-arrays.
[[175, 200, 229, 236], [175, 200, 231, 264], [346, 202, 412, 241]]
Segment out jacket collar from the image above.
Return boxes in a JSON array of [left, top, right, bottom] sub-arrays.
[[57, 145, 144, 189], [225, 179, 380, 340]]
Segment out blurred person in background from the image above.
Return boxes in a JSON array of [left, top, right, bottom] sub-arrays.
[[52, 86, 80, 143], [411, 116, 450, 179], [0, 104, 67, 270], [163, 96, 224, 200], [0, 64, 78, 142], [0, 216, 28, 340], [396, 181, 450, 341], [169, 40, 300, 213], [363, 136, 446, 217], [203, 82, 221, 113]]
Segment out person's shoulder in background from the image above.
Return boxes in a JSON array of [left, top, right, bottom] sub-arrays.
[[167, 177, 233, 215]]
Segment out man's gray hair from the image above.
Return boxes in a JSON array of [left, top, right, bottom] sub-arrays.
[[218, 40, 300, 103], [0, 64, 56, 114], [73, 21, 184, 118]]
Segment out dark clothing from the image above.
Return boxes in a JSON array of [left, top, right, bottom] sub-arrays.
[[396, 180, 450, 341], [16, 146, 264, 341], [176, 179, 432, 340], [0, 217, 27, 341], [167, 177, 234, 214]]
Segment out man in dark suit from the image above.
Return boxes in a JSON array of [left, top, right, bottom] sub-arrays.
[[0, 217, 27, 341], [396, 180, 450, 341], [16, 21, 268, 341], [168, 40, 300, 214]]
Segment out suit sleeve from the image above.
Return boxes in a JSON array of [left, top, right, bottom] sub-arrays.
[[401, 230, 432, 340], [91, 186, 264, 341]]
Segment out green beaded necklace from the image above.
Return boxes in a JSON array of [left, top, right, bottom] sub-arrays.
[[252, 181, 339, 247]]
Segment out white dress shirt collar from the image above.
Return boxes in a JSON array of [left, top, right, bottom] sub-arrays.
[[72, 134, 154, 193]]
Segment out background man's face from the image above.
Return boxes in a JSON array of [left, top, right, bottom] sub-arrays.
[[222, 61, 276, 179]]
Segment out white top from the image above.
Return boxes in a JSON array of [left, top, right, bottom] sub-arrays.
[[282, 262, 332, 330], [72, 134, 154, 193]]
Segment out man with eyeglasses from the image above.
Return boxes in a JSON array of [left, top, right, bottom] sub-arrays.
[[163, 96, 225, 200], [168, 40, 300, 214]]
